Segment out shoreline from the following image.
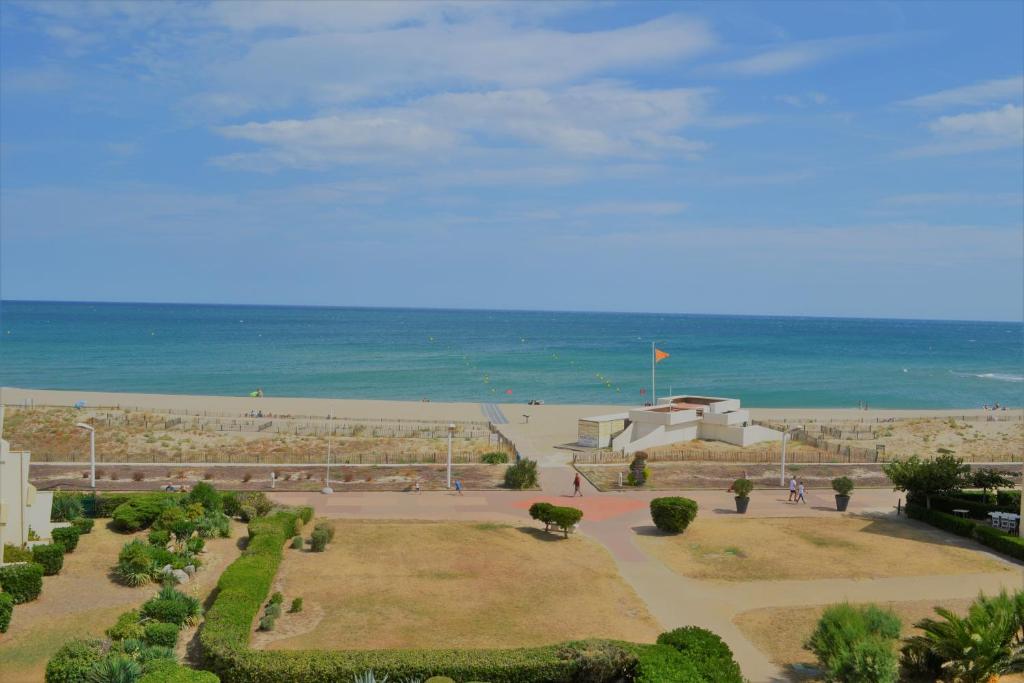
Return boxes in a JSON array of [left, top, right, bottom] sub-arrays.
[[2, 387, 1019, 421]]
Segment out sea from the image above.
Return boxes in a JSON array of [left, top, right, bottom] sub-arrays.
[[0, 301, 1021, 409]]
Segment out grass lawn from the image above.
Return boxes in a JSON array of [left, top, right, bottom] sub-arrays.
[[257, 520, 660, 651], [0, 521, 243, 683], [634, 516, 1010, 582], [733, 598, 975, 676]]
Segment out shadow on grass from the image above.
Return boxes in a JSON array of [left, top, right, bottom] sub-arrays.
[[630, 525, 674, 537], [847, 513, 1024, 565], [515, 526, 570, 542]]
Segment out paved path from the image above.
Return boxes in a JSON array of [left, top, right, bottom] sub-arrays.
[[271, 472, 1024, 682], [480, 402, 508, 424]]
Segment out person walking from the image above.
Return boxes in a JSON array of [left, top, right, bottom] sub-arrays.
[[796, 480, 807, 504], [414, 478, 421, 495], [454, 478, 463, 496], [788, 476, 797, 502], [572, 472, 583, 497]]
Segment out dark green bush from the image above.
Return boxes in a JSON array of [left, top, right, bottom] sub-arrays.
[[656, 627, 742, 681], [631, 643, 704, 682], [149, 529, 172, 547], [259, 615, 276, 631], [138, 660, 220, 683], [528, 503, 582, 538], [297, 507, 314, 525], [265, 603, 282, 619], [0, 562, 44, 602], [141, 585, 202, 627], [528, 502, 555, 527], [650, 498, 698, 534], [972, 524, 1024, 561], [51, 493, 84, 522], [503, 459, 538, 489], [3, 543, 33, 563], [187, 537, 205, 554], [52, 526, 81, 553], [73, 517, 96, 534], [310, 529, 329, 552], [289, 597, 303, 613], [144, 622, 181, 649], [187, 482, 223, 513], [313, 521, 335, 542], [269, 591, 283, 605], [290, 535, 303, 550], [905, 504, 976, 536], [0, 592, 12, 633], [32, 543, 65, 575], [731, 478, 753, 498], [236, 492, 273, 521], [805, 603, 900, 683], [86, 654, 143, 683], [832, 477, 855, 496], [45, 638, 106, 683], [106, 609, 145, 641], [481, 451, 509, 464]]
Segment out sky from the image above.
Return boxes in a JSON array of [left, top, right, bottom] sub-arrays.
[[1, 0, 1022, 321]]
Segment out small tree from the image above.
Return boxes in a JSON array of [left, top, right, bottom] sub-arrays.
[[503, 459, 538, 489], [806, 603, 901, 683], [882, 454, 970, 509], [971, 468, 1016, 503]]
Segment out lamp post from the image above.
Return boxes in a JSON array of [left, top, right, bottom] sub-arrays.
[[76, 423, 96, 490], [321, 413, 334, 494], [447, 423, 455, 489], [779, 426, 802, 487]]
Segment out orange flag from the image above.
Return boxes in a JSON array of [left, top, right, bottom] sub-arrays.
[[655, 348, 670, 363]]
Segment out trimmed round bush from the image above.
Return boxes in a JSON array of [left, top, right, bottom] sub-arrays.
[[290, 535, 303, 550], [52, 526, 81, 553], [731, 478, 754, 498], [45, 638, 105, 683], [313, 521, 335, 542], [32, 543, 65, 575], [106, 609, 145, 642], [656, 626, 743, 681], [0, 592, 13, 633], [138, 660, 220, 682], [650, 497, 698, 534], [832, 476, 855, 496], [72, 517, 95, 534], [0, 562, 44, 602], [310, 528, 329, 552], [144, 621, 181, 648]]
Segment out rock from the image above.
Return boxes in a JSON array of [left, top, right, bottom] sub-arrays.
[[183, 564, 196, 576], [161, 564, 173, 575], [171, 569, 190, 584]]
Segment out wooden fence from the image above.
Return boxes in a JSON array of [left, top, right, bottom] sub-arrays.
[[29, 450, 494, 465]]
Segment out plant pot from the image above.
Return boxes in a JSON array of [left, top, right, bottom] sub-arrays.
[[835, 494, 850, 512], [735, 496, 749, 514]]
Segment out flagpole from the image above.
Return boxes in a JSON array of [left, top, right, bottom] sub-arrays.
[[651, 341, 656, 405]]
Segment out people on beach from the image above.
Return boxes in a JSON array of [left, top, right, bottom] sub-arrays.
[[414, 478, 421, 494], [796, 481, 807, 504], [454, 478, 463, 495], [788, 476, 797, 502], [573, 472, 583, 497]]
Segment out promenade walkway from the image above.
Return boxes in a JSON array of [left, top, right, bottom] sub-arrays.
[[271, 455, 1023, 682]]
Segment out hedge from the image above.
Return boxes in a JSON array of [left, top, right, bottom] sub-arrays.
[[52, 526, 81, 552], [929, 494, 1003, 520], [32, 544, 64, 575], [45, 638, 106, 683], [72, 517, 95, 534], [0, 562, 44, 602], [0, 592, 13, 633], [650, 498, 698, 534], [3, 543, 33, 563], [906, 504, 1024, 561], [145, 621, 182, 648], [655, 627, 743, 682], [139, 660, 221, 683]]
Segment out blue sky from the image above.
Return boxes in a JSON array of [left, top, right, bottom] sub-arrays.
[[1, 1, 1022, 321]]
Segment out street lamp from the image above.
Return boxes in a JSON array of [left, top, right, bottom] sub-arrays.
[[779, 426, 802, 487], [76, 423, 96, 490], [447, 423, 455, 489], [322, 413, 334, 494]]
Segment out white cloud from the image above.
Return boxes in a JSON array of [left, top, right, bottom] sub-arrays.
[[898, 104, 1024, 157], [898, 76, 1024, 108], [700, 36, 882, 77]]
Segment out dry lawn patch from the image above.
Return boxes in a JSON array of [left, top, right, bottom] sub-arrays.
[[260, 520, 659, 651], [0, 521, 244, 682], [733, 598, 975, 674], [635, 516, 1009, 582]]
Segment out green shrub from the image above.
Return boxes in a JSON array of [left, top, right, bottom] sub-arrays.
[[221, 493, 241, 518], [0, 592, 13, 633], [53, 526, 81, 552], [33, 543, 65, 575], [259, 615, 276, 631], [73, 517, 96, 534], [116, 539, 157, 586], [650, 498, 698, 534], [481, 451, 508, 464], [656, 627, 742, 682], [313, 521, 335, 542], [138, 660, 220, 683], [52, 493, 84, 522], [558, 640, 637, 682], [149, 530, 172, 547], [297, 507, 314, 525], [236, 492, 273, 521], [528, 502, 555, 528], [503, 459, 538, 489], [45, 638, 106, 683], [832, 477, 854, 496], [289, 597, 303, 613], [112, 504, 146, 533], [107, 610, 146, 642], [529, 503, 582, 538], [265, 603, 282, 619], [187, 537, 205, 554], [144, 622, 180, 649], [632, 643, 703, 683], [269, 591, 284, 605], [95, 493, 182, 519], [806, 603, 900, 683], [187, 482, 223, 513], [140, 585, 202, 627], [731, 478, 753, 498], [0, 562, 44, 602], [972, 524, 1024, 561], [85, 654, 142, 683], [290, 535, 303, 550], [3, 543, 33, 563], [196, 512, 232, 539], [310, 529, 329, 552]]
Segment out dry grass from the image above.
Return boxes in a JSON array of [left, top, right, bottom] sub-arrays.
[[733, 597, 975, 673], [0, 521, 244, 682], [258, 520, 659, 651], [635, 516, 1009, 582]]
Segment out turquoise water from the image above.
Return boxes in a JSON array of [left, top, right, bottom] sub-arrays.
[[0, 301, 1021, 408]]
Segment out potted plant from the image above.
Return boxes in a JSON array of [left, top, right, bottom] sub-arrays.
[[731, 478, 753, 513], [832, 476, 854, 511]]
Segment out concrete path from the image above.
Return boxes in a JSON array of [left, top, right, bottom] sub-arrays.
[[271, 474, 1024, 682]]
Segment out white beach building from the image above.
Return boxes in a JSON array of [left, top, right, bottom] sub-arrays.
[[577, 395, 780, 454], [0, 407, 56, 553]]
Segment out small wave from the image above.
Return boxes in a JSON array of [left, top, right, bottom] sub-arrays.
[[949, 370, 1024, 382]]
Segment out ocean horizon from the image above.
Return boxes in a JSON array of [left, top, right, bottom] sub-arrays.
[[1, 300, 1021, 409]]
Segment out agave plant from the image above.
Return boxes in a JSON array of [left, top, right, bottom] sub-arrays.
[[353, 671, 388, 683], [86, 654, 142, 683], [904, 591, 1024, 683]]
